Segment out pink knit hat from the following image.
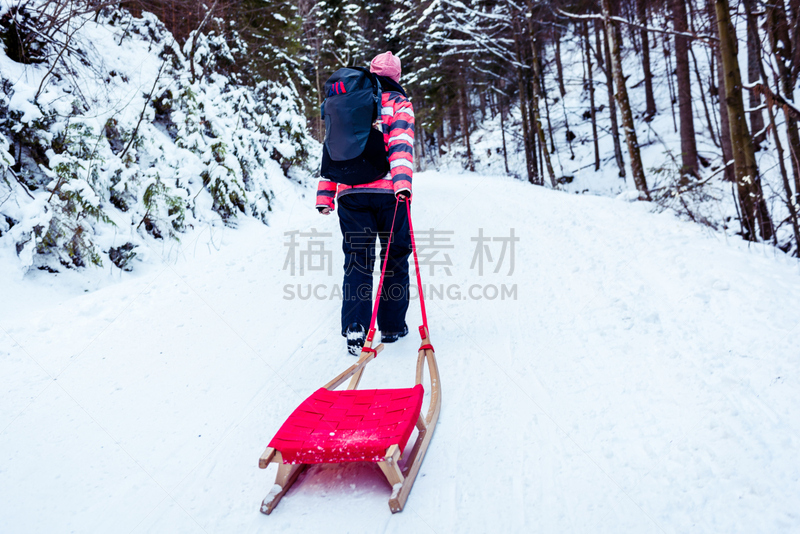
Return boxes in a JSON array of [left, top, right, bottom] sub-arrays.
[[370, 51, 402, 82]]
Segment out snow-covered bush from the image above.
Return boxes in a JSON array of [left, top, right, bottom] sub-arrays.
[[0, 1, 315, 273]]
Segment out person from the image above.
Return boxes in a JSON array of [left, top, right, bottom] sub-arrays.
[[316, 51, 415, 355]]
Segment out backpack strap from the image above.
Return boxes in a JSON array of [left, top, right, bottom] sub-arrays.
[[372, 73, 382, 122], [374, 75, 382, 105]]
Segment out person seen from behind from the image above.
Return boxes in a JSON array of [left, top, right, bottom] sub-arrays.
[[316, 51, 415, 355]]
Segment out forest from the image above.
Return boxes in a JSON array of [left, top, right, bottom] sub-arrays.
[[2, 0, 800, 269], [289, 0, 798, 252], [4, 3, 800, 531]]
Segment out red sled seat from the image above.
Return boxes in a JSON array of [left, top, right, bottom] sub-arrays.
[[269, 385, 424, 464]]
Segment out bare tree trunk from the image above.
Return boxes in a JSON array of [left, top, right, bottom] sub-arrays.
[[716, 55, 736, 183], [627, 4, 640, 54], [559, 89, 576, 160], [478, 89, 487, 123], [433, 128, 441, 168], [512, 19, 535, 184], [637, 0, 657, 120], [602, 0, 649, 197], [459, 79, 475, 172], [554, 27, 567, 97], [691, 46, 718, 147], [754, 6, 800, 245], [672, 0, 698, 178], [790, 0, 800, 44], [596, 20, 626, 177], [585, 22, 601, 171], [706, 0, 737, 183], [664, 35, 679, 132], [538, 123, 545, 182], [716, 0, 773, 240], [681, 0, 719, 150], [685, 0, 719, 148], [755, 79, 800, 251], [417, 128, 426, 172], [450, 106, 460, 147], [744, 0, 767, 148], [529, 80, 540, 183], [790, 0, 800, 75], [499, 92, 510, 175], [529, 32, 557, 187], [541, 68, 556, 153], [766, 0, 800, 201], [522, 66, 540, 183]]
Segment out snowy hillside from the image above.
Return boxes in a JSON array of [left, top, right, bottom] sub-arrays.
[[2, 171, 799, 533], [1, 2, 313, 273]]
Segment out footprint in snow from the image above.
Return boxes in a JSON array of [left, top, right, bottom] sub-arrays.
[[712, 280, 730, 291]]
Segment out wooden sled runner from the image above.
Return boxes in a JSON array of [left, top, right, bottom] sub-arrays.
[[258, 199, 441, 514]]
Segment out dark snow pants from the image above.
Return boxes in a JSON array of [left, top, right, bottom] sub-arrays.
[[337, 193, 411, 336]]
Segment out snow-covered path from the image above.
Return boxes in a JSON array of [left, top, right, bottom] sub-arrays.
[[2, 171, 800, 533]]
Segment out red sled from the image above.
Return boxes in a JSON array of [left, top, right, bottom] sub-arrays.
[[258, 199, 441, 514]]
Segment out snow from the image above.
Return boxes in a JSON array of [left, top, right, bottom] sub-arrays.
[[390, 482, 403, 500], [261, 484, 284, 509], [2, 170, 800, 532]]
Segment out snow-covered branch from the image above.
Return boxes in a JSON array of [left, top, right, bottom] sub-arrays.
[[555, 8, 719, 44]]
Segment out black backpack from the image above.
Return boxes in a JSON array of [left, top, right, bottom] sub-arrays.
[[320, 67, 390, 185]]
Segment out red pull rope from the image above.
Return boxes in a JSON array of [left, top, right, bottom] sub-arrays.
[[406, 199, 429, 334], [366, 197, 429, 344], [367, 198, 401, 341]]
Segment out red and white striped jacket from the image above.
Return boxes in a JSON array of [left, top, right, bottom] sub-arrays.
[[316, 90, 414, 210]]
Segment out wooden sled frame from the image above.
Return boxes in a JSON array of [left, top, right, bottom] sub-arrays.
[[258, 327, 441, 515]]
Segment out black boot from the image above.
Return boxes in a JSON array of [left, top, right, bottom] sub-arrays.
[[344, 322, 366, 356], [381, 323, 408, 344]]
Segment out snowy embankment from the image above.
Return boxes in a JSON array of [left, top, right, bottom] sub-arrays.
[[1, 4, 311, 273], [2, 171, 800, 533]]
